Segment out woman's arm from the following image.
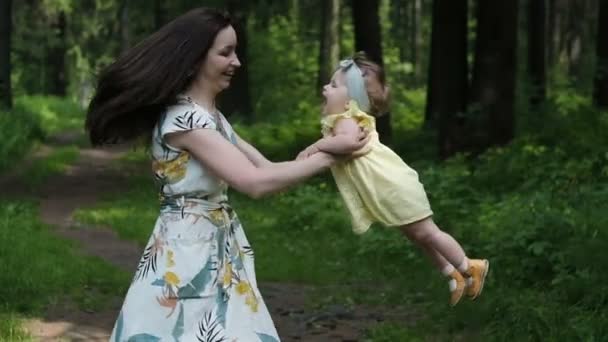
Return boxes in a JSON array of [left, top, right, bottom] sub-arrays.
[[297, 118, 366, 160], [234, 134, 273, 167], [166, 129, 334, 198]]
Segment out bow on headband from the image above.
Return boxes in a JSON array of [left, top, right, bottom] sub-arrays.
[[338, 58, 371, 112]]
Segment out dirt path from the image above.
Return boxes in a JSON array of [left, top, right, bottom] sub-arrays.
[[3, 134, 414, 341]]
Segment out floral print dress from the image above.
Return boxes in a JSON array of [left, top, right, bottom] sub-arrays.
[[110, 95, 280, 341]]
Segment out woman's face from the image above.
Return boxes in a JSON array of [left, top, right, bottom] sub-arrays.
[[197, 25, 241, 94], [322, 70, 349, 115]]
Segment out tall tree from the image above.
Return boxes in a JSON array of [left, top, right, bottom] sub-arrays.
[[0, 0, 12, 109], [351, 0, 391, 145], [547, 0, 558, 68], [154, 0, 166, 30], [351, 0, 383, 65], [47, 10, 67, 96], [410, 0, 423, 85], [118, 0, 130, 52], [389, 0, 408, 63], [220, 1, 252, 119], [528, 0, 547, 108], [317, 0, 340, 90], [564, 1, 588, 82], [425, 0, 468, 158], [470, 1, 519, 149], [594, 0, 608, 109]]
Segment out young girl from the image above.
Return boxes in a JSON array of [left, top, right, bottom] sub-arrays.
[[298, 53, 489, 306]]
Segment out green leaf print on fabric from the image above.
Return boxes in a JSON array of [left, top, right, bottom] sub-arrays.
[[196, 311, 227, 342], [178, 259, 216, 298], [114, 311, 124, 342], [151, 278, 165, 286], [126, 333, 161, 341], [134, 235, 162, 282], [256, 332, 280, 342], [173, 110, 211, 131], [215, 291, 228, 327], [171, 303, 185, 341]]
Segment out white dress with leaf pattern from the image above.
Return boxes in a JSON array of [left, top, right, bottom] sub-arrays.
[[110, 96, 280, 342]]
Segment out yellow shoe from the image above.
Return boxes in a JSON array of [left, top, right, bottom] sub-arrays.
[[464, 259, 489, 300], [448, 270, 466, 307]]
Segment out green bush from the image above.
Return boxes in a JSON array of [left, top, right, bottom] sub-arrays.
[[0, 96, 84, 173], [0, 201, 128, 339]]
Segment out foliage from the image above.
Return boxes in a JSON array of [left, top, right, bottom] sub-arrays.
[[0, 201, 129, 340], [0, 96, 84, 173]]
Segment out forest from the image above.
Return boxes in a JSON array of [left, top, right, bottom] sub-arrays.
[[1, 0, 607, 340]]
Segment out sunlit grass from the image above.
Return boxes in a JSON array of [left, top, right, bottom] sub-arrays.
[[21, 146, 80, 188], [0, 201, 129, 340]]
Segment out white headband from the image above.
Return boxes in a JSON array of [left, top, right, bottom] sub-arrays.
[[338, 58, 371, 112]]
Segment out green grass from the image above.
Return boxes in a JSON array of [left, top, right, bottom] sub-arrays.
[[73, 142, 608, 340], [0, 95, 85, 174], [71, 94, 608, 340], [0, 314, 31, 342], [0, 201, 130, 340], [14, 96, 85, 136], [20, 146, 80, 189]]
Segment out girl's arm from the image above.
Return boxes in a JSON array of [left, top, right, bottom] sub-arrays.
[[306, 117, 365, 155], [166, 129, 334, 199]]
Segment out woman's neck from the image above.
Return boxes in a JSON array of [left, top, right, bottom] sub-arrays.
[[184, 84, 217, 112]]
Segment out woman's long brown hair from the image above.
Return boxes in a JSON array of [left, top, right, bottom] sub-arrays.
[[85, 7, 231, 146]]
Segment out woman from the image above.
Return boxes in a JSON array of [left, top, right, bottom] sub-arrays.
[[86, 7, 367, 341]]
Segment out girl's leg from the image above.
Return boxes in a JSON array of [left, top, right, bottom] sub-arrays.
[[410, 241, 469, 306], [400, 217, 489, 303], [400, 217, 468, 271]]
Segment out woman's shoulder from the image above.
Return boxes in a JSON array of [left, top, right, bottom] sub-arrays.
[[159, 96, 216, 134], [166, 95, 212, 117]]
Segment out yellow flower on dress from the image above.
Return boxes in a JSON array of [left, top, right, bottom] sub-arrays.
[[245, 294, 259, 312], [209, 209, 226, 226], [236, 280, 250, 295], [166, 250, 175, 267], [152, 151, 190, 183], [235, 280, 258, 312], [223, 263, 232, 287], [164, 271, 180, 286]]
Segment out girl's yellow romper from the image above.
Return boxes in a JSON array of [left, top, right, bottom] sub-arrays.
[[322, 101, 433, 234]]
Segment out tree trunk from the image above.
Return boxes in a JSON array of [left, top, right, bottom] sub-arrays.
[[351, 0, 383, 65], [47, 10, 67, 96], [351, 0, 391, 145], [410, 0, 422, 85], [0, 0, 11, 109], [317, 0, 340, 91], [594, 0, 608, 109], [390, 0, 408, 62], [565, 1, 586, 82], [528, 0, 546, 108], [220, 1, 252, 120], [154, 0, 166, 30], [118, 0, 130, 52], [470, 0, 519, 149], [547, 0, 559, 70], [425, 0, 468, 158]]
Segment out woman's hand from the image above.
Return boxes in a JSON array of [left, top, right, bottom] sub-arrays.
[[296, 144, 321, 161], [312, 150, 337, 167]]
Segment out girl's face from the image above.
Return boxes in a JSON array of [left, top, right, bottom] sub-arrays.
[[322, 70, 349, 115], [197, 25, 241, 94]]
